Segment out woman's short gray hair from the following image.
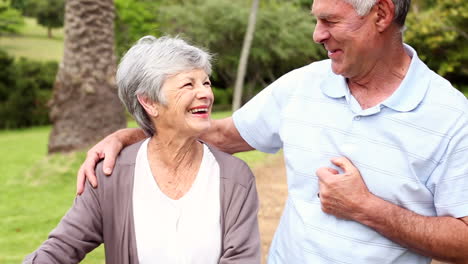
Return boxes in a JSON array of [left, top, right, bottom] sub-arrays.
[[116, 35, 212, 136], [343, 0, 411, 28]]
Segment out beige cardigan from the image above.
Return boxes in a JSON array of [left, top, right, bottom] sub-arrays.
[[24, 141, 261, 264]]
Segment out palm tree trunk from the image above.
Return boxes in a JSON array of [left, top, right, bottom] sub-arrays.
[[48, 0, 126, 153]]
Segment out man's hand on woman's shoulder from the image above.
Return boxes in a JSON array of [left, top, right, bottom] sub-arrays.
[[76, 128, 146, 195]]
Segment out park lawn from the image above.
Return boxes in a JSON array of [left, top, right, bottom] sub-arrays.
[[0, 111, 271, 263], [0, 18, 64, 62]]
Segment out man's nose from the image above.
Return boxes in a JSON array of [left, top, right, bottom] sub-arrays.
[[313, 21, 329, 44]]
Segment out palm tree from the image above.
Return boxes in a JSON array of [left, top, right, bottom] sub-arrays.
[[48, 0, 126, 153]]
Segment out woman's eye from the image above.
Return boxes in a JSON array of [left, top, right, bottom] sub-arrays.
[[183, 83, 192, 88], [204, 81, 211, 86]]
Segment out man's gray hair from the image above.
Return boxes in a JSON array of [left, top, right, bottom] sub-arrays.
[[116, 35, 212, 136], [343, 0, 411, 28]]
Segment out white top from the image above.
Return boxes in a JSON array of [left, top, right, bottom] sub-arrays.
[[233, 44, 468, 264], [133, 139, 221, 264]]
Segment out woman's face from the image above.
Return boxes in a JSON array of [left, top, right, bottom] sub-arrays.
[[155, 68, 214, 137]]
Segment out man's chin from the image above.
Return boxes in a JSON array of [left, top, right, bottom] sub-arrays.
[[331, 63, 344, 76]]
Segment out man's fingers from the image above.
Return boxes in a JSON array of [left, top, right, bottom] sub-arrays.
[[76, 166, 85, 195], [316, 167, 330, 180], [84, 161, 98, 188], [316, 167, 339, 179], [83, 152, 101, 187], [102, 148, 118, 176], [331, 157, 355, 174]]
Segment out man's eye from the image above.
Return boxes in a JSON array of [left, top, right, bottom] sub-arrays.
[[183, 83, 192, 87], [204, 81, 211, 86]]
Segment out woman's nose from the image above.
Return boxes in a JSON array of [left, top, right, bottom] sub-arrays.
[[195, 83, 213, 100]]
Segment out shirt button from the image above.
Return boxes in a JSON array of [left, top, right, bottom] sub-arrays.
[[353, 116, 361, 121]]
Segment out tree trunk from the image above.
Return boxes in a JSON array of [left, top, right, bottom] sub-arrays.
[[48, 0, 126, 153], [232, 0, 259, 111], [47, 27, 52, 38]]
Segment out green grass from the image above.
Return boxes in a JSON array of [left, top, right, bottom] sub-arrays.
[[1, 112, 272, 263], [0, 126, 105, 263], [0, 18, 64, 62]]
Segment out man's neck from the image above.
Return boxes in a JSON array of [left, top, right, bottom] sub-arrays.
[[347, 42, 411, 110]]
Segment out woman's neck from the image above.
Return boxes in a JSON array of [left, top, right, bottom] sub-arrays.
[[146, 133, 204, 200], [148, 134, 202, 168]]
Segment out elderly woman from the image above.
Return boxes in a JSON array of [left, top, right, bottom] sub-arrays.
[[25, 36, 260, 264]]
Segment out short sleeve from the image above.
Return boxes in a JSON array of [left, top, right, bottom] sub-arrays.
[[428, 114, 468, 218], [233, 72, 297, 154]]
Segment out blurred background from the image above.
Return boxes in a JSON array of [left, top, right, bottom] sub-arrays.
[[0, 0, 466, 263]]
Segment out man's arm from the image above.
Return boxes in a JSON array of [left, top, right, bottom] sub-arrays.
[[77, 117, 252, 194], [358, 194, 468, 263], [316, 157, 468, 263], [200, 117, 254, 154]]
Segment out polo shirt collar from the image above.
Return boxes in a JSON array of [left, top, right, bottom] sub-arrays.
[[320, 64, 348, 99], [320, 44, 430, 112], [381, 44, 430, 112]]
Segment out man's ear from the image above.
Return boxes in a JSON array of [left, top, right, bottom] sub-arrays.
[[137, 95, 159, 117], [375, 0, 395, 32]]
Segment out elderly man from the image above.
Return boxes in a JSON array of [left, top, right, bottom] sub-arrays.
[[78, 0, 468, 263]]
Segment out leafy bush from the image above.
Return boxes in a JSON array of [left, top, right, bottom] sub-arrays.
[[115, 0, 159, 57], [0, 0, 24, 35], [0, 50, 58, 129], [212, 86, 232, 110], [405, 0, 468, 90]]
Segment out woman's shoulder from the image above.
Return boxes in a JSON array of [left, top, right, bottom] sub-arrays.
[[207, 144, 255, 187]]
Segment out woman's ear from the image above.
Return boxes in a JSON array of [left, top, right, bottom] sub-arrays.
[[137, 95, 159, 117], [375, 0, 395, 32]]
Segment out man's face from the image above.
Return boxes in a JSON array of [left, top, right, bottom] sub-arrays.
[[311, 0, 380, 79]]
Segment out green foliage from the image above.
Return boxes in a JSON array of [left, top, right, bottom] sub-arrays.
[[0, 0, 24, 35], [11, 0, 38, 16], [158, 0, 325, 100], [212, 86, 232, 110], [115, 0, 159, 57], [10, 0, 25, 10], [405, 0, 468, 89], [0, 50, 58, 129], [0, 49, 15, 101], [212, 86, 232, 106], [269, 0, 311, 10], [33, 0, 64, 34]]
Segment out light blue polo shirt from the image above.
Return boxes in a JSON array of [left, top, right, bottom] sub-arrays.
[[233, 44, 468, 264]]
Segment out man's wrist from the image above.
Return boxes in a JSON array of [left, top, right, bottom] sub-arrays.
[[353, 193, 385, 226], [114, 128, 146, 147]]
